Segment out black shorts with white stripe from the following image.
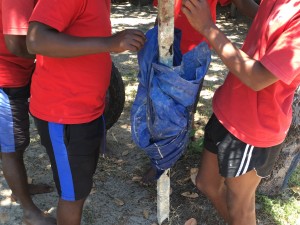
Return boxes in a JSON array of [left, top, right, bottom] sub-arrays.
[[204, 114, 283, 178]]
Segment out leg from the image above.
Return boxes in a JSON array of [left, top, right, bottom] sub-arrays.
[[196, 149, 229, 222], [57, 198, 85, 225], [197, 149, 261, 225], [225, 170, 261, 225], [34, 116, 104, 225], [27, 183, 53, 195], [0, 87, 55, 225], [10, 183, 54, 202], [2, 151, 56, 225], [199, 113, 277, 224]]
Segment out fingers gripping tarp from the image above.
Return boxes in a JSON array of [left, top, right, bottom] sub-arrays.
[[131, 26, 211, 178]]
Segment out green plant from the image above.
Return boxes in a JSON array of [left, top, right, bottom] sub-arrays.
[[257, 194, 300, 225], [289, 166, 300, 187], [187, 135, 204, 154]]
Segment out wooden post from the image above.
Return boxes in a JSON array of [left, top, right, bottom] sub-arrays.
[[157, 0, 174, 224]]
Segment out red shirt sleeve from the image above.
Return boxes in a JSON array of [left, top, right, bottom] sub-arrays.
[[30, 0, 85, 32], [2, 0, 35, 35], [260, 18, 300, 84]]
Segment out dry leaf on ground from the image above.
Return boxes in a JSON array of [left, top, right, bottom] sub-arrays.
[[181, 192, 199, 199], [114, 198, 125, 206], [132, 176, 142, 182], [27, 177, 33, 184], [122, 150, 129, 156], [190, 168, 198, 186], [143, 209, 149, 219]]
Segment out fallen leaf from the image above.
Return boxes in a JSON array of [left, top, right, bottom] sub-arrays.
[[190, 168, 198, 186], [184, 218, 197, 225], [176, 177, 190, 185], [27, 177, 33, 184], [116, 159, 124, 165], [114, 198, 125, 206], [132, 176, 142, 182], [0, 213, 9, 223], [291, 186, 300, 194], [181, 192, 199, 199], [122, 150, 129, 156], [143, 209, 149, 219], [90, 187, 97, 195]]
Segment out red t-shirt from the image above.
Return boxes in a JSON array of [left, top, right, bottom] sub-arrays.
[[29, 0, 112, 124], [153, 0, 229, 53], [213, 0, 300, 147], [0, 0, 36, 88]]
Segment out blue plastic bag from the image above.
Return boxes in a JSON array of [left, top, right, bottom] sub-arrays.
[[131, 26, 211, 178]]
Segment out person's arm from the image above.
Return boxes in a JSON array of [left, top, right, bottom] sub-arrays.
[[26, 22, 146, 57], [4, 35, 35, 59], [182, 0, 277, 91], [231, 0, 259, 19]]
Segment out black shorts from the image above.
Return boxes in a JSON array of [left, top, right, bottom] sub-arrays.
[[0, 85, 30, 153], [33, 115, 105, 201], [204, 114, 283, 178]]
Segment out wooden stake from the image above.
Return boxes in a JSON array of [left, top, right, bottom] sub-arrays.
[[157, 0, 174, 224]]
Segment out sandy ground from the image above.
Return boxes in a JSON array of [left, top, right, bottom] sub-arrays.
[[0, 3, 271, 225]]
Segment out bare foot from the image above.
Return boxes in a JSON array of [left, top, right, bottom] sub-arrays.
[[140, 167, 157, 186], [184, 218, 197, 225], [23, 209, 56, 225], [11, 183, 53, 202]]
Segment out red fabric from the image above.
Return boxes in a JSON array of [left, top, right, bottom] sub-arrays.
[[218, 0, 231, 6], [29, 0, 112, 124], [153, 0, 219, 53], [213, 0, 300, 147], [0, 0, 35, 87]]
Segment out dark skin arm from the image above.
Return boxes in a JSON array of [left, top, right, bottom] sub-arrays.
[[26, 22, 146, 57], [231, 0, 259, 19], [182, 0, 277, 91], [4, 35, 35, 59]]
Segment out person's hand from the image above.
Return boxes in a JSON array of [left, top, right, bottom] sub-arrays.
[[110, 29, 146, 53], [182, 0, 214, 35]]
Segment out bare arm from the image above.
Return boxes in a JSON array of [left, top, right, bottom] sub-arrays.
[[4, 35, 35, 59], [231, 0, 259, 19], [182, 0, 277, 91], [26, 22, 146, 57]]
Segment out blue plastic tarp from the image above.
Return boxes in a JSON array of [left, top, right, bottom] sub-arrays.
[[131, 26, 211, 178]]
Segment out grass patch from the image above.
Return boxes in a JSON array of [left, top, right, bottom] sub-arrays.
[[187, 133, 204, 154], [289, 166, 300, 187], [257, 194, 300, 225], [257, 166, 300, 225]]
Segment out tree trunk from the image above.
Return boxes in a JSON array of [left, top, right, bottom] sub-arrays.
[[258, 86, 300, 196]]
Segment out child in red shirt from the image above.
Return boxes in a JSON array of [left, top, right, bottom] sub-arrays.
[[141, 0, 254, 186], [1, 0, 55, 224], [27, 0, 146, 224], [182, 0, 300, 224]]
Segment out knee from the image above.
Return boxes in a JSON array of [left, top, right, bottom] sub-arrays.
[[195, 174, 219, 198], [227, 189, 256, 218]]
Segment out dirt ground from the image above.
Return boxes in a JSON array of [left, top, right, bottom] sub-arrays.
[[0, 3, 272, 225]]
